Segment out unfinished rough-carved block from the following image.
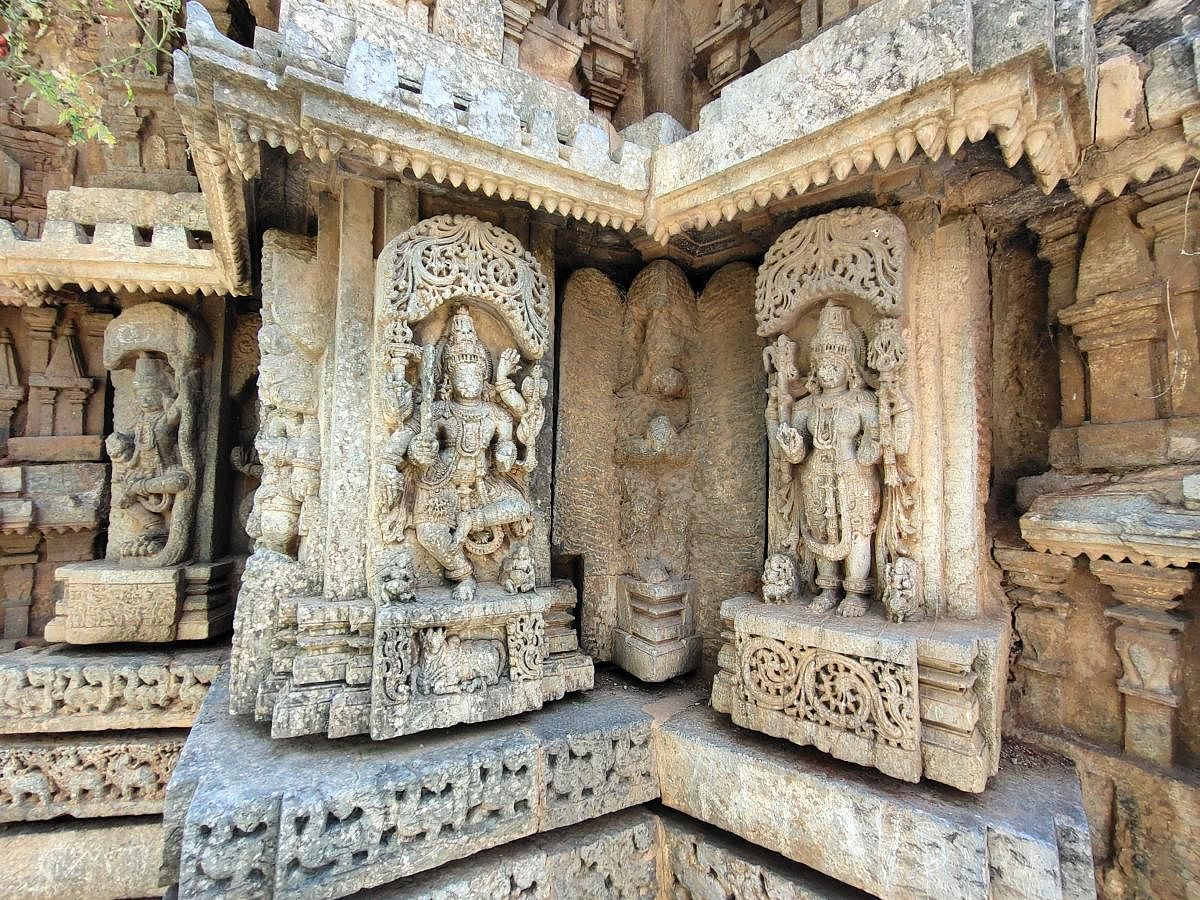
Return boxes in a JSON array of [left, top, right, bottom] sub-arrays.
[[612, 576, 700, 682], [0, 731, 183, 822], [556, 261, 763, 679], [0, 644, 223, 734], [164, 672, 656, 899]]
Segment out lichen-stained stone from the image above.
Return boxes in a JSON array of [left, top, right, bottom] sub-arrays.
[[0, 644, 223, 734], [164, 671, 658, 899], [2, 815, 165, 900], [0, 731, 184, 822], [656, 702, 1096, 900]]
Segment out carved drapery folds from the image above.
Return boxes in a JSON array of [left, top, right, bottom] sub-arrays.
[[757, 208, 916, 619]]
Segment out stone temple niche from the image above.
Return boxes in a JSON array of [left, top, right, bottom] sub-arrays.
[[710, 208, 1007, 792], [556, 260, 765, 682], [47, 302, 234, 644], [231, 215, 592, 740]]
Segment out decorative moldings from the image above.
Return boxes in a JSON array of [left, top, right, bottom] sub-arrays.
[[0, 646, 222, 734], [0, 733, 182, 822]]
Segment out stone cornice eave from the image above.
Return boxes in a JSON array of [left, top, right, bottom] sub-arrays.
[[175, 2, 648, 237]]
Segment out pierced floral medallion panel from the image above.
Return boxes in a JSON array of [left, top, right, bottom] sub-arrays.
[[732, 630, 921, 782]]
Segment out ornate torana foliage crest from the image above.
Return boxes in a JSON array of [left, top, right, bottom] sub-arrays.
[[755, 208, 909, 336], [382, 215, 552, 358]]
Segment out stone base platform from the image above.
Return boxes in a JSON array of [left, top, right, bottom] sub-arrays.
[[46, 559, 235, 644], [163, 668, 1092, 900], [2, 814, 165, 900], [0, 643, 224, 734], [163, 670, 657, 899], [657, 702, 1096, 900], [713, 595, 1007, 791], [362, 806, 861, 898]]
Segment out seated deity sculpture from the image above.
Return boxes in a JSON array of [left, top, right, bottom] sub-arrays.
[[380, 305, 538, 602], [105, 355, 190, 559]]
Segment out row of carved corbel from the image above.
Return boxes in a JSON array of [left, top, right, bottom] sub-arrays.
[[643, 65, 1079, 244]]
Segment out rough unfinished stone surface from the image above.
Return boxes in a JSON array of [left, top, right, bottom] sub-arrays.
[[1, 815, 165, 900], [164, 671, 656, 898], [657, 701, 1096, 900]]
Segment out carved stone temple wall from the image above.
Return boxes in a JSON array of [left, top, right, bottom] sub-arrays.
[[1, 0, 1200, 896]]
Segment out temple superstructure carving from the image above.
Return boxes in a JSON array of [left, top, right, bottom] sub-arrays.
[[0, 0, 1198, 896]]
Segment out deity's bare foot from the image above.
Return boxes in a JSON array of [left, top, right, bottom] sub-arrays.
[[451, 576, 477, 603], [807, 591, 838, 614], [838, 594, 870, 617]]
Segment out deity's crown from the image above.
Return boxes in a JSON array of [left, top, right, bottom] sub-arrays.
[[443, 305, 488, 369], [131, 354, 174, 395], [811, 302, 864, 366]]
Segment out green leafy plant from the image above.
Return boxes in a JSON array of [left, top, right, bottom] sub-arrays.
[[0, 0, 182, 144]]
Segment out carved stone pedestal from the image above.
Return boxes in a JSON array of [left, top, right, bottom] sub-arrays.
[[995, 546, 1076, 734], [164, 671, 655, 900], [45, 559, 235, 644], [1093, 560, 1194, 767], [712, 595, 1005, 792], [612, 576, 699, 681], [261, 581, 593, 740]]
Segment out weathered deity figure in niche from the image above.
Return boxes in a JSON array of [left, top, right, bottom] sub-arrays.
[[769, 302, 912, 617], [383, 305, 539, 603], [106, 354, 190, 559]]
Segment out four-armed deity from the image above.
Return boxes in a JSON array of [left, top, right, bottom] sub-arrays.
[[765, 302, 915, 618], [379, 305, 544, 602], [106, 354, 190, 560]]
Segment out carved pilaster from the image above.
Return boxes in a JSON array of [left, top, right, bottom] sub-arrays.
[[693, 1, 757, 95], [569, 0, 637, 118], [1029, 207, 1089, 428], [0, 329, 24, 453], [995, 546, 1076, 734], [1093, 560, 1193, 767]]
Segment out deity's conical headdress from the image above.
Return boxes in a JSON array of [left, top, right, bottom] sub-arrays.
[[443, 305, 489, 370], [131, 354, 175, 398], [810, 302, 865, 368]]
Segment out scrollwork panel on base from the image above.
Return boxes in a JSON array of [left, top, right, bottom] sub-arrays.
[[734, 631, 920, 783]]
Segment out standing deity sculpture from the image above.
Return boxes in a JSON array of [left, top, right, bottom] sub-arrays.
[[106, 355, 190, 560], [378, 305, 543, 602], [765, 302, 914, 618], [248, 321, 321, 558]]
